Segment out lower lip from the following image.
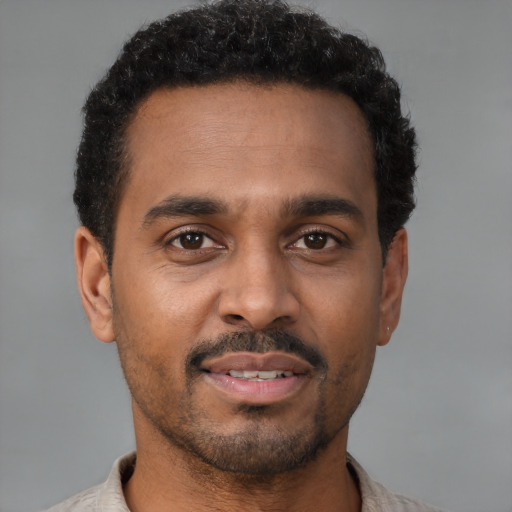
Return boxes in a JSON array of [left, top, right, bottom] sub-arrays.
[[203, 373, 307, 405]]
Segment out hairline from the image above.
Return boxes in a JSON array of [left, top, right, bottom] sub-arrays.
[[107, 78, 384, 269]]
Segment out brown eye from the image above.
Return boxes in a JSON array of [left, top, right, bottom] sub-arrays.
[[170, 232, 215, 250], [304, 233, 328, 249], [180, 233, 203, 249], [292, 231, 340, 251]]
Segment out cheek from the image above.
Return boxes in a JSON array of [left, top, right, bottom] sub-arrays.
[[111, 276, 190, 400], [115, 334, 189, 429], [309, 273, 382, 345], [316, 293, 379, 432], [113, 266, 217, 346], [323, 342, 376, 434], [306, 269, 381, 393]]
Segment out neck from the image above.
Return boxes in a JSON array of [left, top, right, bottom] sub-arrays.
[[124, 410, 361, 512]]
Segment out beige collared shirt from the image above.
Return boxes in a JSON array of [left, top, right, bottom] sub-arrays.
[[45, 452, 447, 512]]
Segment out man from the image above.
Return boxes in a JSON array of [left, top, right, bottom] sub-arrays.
[[48, 1, 444, 510]]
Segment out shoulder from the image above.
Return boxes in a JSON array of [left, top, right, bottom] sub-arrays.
[[364, 485, 448, 512], [347, 454, 449, 512], [41, 452, 135, 512], [42, 484, 102, 512]]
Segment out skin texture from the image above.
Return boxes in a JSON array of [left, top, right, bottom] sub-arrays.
[[75, 83, 408, 512]]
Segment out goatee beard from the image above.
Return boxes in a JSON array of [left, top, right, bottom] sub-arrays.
[[168, 330, 333, 476]]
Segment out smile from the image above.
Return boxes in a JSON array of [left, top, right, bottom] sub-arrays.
[[201, 351, 313, 374], [200, 352, 311, 405], [226, 369, 294, 380]]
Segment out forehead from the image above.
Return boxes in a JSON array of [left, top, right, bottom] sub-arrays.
[[121, 83, 376, 220]]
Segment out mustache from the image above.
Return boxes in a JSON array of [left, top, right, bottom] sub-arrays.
[[186, 330, 328, 372]]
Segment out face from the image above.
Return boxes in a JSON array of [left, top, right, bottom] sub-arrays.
[[77, 83, 407, 475]]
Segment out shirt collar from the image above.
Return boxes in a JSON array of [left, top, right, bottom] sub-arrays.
[[98, 451, 401, 512]]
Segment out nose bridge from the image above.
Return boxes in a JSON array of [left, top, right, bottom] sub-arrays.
[[218, 238, 299, 330]]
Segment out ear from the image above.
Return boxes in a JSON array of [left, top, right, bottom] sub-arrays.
[[378, 228, 408, 346], [74, 226, 115, 343]]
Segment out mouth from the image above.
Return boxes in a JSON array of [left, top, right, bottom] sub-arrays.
[[222, 369, 294, 380], [199, 352, 311, 405]]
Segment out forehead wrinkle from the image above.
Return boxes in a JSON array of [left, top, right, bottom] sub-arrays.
[[173, 145, 348, 186], [175, 143, 319, 164]]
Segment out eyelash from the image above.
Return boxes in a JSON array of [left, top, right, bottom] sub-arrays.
[[163, 228, 221, 251], [290, 228, 347, 250], [163, 226, 347, 252]]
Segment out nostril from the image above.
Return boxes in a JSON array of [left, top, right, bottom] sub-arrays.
[[223, 313, 248, 326]]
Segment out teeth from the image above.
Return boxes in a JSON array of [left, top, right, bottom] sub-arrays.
[[228, 370, 294, 380], [257, 370, 277, 379]]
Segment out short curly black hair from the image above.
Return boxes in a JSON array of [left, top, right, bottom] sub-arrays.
[[75, 0, 417, 267]]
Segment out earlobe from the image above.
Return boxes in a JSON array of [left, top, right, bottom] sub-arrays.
[[378, 228, 408, 346], [74, 226, 115, 343]]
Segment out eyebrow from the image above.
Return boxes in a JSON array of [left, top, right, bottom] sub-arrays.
[[283, 195, 364, 221], [141, 193, 363, 229], [142, 195, 227, 228]]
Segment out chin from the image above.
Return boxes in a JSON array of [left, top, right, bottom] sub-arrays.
[[154, 401, 340, 476]]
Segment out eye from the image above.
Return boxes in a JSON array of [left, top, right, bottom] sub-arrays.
[[292, 231, 340, 250], [169, 231, 217, 250]]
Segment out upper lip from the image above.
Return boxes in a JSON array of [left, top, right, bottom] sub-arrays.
[[201, 351, 313, 375]]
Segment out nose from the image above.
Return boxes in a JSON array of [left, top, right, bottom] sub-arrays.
[[218, 246, 300, 331]]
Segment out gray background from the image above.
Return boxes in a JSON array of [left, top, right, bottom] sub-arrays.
[[0, 1, 511, 511]]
